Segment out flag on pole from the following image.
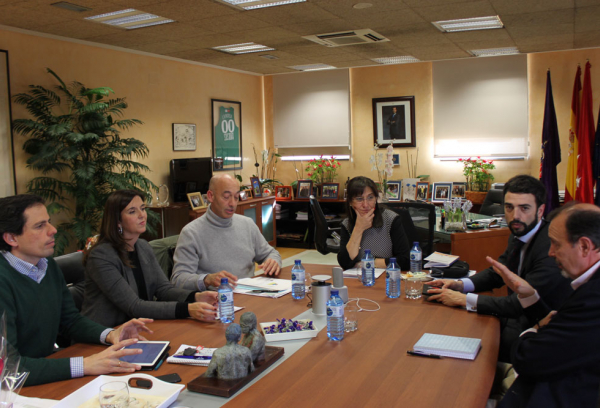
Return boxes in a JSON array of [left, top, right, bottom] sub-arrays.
[[565, 66, 581, 203], [540, 71, 561, 216], [576, 61, 595, 204], [594, 106, 600, 205]]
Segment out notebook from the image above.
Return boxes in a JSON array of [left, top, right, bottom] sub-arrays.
[[424, 252, 459, 268], [413, 333, 481, 360], [167, 344, 217, 366]]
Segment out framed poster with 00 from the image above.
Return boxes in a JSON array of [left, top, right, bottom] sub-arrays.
[[211, 99, 242, 171]]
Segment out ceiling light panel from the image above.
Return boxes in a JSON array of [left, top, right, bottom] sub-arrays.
[[213, 42, 275, 55], [432, 16, 504, 33], [85, 9, 175, 30], [469, 47, 520, 57], [372, 56, 420, 64], [216, 0, 305, 10], [288, 64, 336, 71]]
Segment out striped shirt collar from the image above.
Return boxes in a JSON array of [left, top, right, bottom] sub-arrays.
[[1, 250, 49, 284]]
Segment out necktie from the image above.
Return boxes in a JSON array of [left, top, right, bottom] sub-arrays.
[[505, 237, 526, 275]]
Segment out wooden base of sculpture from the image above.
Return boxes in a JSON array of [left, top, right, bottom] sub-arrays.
[[187, 346, 284, 398]]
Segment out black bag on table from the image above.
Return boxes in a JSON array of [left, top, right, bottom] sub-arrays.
[[430, 260, 470, 279]]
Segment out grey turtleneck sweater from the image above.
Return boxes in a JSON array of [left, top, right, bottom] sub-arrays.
[[171, 205, 282, 291]]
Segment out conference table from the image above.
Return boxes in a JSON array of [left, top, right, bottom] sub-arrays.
[[22, 265, 500, 407]]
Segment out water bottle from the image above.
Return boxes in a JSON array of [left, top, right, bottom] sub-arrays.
[[361, 249, 375, 287], [291, 259, 305, 300], [218, 278, 234, 323], [326, 290, 344, 341], [386, 257, 401, 298], [410, 242, 422, 273]]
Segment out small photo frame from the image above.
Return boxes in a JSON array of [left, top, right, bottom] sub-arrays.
[[172, 123, 196, 151], [402, 178, 419, 201], [386, 181, 401, 201], [275, 186, 292, 200], [452, 182, 467, 199], [432, 182, 453, 203], [296, 179, 313, 200], [416, 182, 429, 201], [239, 190, 249, 201], [392, 154, 400, 166], [187, 192, 205, 210], [321, 183, 339, 200], [250, 177, 262, 198]]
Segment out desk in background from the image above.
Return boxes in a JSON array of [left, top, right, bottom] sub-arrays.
[[22, 265, 499, 408]]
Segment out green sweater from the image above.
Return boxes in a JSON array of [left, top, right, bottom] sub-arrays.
[[0, 255, 106, 386]]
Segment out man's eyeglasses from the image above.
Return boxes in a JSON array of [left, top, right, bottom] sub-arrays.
[[352, 196, 377, 204]]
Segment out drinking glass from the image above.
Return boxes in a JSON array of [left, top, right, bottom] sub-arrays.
[[99, 381, 129, 408], [344, 302, 359, 332], [405, 277, 423, 300]]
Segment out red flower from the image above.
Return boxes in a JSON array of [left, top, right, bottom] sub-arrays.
[[318, 164, 323, 168], [325, 162, 330, 167], [308, 173, 312, 177], [459, 158, 463, 161]]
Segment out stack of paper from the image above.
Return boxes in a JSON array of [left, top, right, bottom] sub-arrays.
[[296, 211, 309, 220], [424, 252, 459, 268], [167, 344, 216, 366], [235, 277, 292, 298], [413, 333, 481, 360]]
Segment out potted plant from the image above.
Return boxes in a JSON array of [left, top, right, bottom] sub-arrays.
[[459, 157, 495, 205], [12, 69, 156, 254], [370, 145, 393, 200]]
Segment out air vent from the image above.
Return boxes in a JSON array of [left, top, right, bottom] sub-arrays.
[[303, 29, 389, 47]]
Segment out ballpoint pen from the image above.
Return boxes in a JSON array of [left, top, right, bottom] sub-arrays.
[[406, 350, 443, 359]]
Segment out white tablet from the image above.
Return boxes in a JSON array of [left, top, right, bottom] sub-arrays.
[[118, 341, 170, 367]]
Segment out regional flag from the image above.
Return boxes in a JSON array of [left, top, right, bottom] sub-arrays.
[[565, 66, 581, 203], [576, 61, 595, 204], [594, 106, 600, 205], [540, 71, 561, 216]]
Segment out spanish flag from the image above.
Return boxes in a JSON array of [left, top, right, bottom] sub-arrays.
[[576, 61, 595, 204], [565, 66, 581, 203]]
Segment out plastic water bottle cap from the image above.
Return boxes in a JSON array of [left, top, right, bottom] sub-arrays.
[[413, 242, 419, 246], [364, 249, 371, 255], [221, 278, 228, 284], [390, 257, 396, 263], [331, 290, 339, 296], [295, 259, 302, 265]]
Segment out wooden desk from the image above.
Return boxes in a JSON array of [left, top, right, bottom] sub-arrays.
[[451, 227, 511, 272], [23, 265, 499, 407]]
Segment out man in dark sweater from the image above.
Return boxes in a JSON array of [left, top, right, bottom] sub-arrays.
[[0, 194, 152, 386], [427, 175, 572, 362]]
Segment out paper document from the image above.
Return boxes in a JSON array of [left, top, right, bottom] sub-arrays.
[[234, 285, 291, 298], [343, 268, 386, 279], [413, 333, 481, 360], [167, 344, 217, 366], [424, 252, 459, 268], [237, 277, 292, 291]]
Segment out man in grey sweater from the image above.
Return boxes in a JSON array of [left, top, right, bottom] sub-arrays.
[[171, 174, 282, 291]]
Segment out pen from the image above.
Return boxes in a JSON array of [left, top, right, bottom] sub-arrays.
[[249, 289, 281, 293], [175, 355, 212, 360], [407, 350, 443, 359]]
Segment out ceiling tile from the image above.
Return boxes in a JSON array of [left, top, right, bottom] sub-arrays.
[[142, 0, 239, 22], [490, 0, 575, 15], [574, 29, 600, 47], [192, 14, 271, 33], [575, 5, 600, 32], [249, 2, 339, 25], [284, 18, 355, 36], [129, 40, 199, 54], [35, 20, 121, 39], [415, 0, 497, 21]]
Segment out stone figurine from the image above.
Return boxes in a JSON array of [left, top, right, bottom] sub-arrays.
[[240, 312, 266, 361], [204, 323, 254, 380]]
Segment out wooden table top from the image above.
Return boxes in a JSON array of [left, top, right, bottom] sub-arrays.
[[22, 265, 500, 407]]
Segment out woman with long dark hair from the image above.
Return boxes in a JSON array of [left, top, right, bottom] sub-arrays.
[[337, 177, 410, 270], [82, 190, 218, 327]]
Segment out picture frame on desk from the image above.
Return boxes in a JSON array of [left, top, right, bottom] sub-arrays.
[[416, 182, 429, 201], [321, 183, 339, 200], [402, 178, 419, 201], [432, 182, 452, 203], [452, 182, 467, 199], [386, 181, 401, 201], [372, 96, 416, 148], [187, 192, 205, 210], [172, 123, 196, 151], [275, 185, 292, 200], [211, 99, 242, 171], [250, 177, 262, 198], [296, 179, 313, 200], [239, 190, 249, 201]]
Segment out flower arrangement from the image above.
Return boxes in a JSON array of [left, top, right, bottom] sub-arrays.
[[459, 157, 496, 192], [263, 318, 315, 334], [370, 144, 394, 194], [252, 145, 281, 191], [305, 155, 341, 184]]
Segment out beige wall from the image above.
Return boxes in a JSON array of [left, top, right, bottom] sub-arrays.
[[273, 47, 600, 190], [1, 28, 266, 196]]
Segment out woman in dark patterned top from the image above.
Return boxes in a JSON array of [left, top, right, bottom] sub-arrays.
[[337, 177, 410, 270]]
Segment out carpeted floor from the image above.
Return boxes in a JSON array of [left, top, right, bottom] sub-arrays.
[[281, 250, 339, 268]]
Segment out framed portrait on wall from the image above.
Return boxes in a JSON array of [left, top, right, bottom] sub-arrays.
[[172, 123, 196, 151], [211, 99, 242, 171], [372, 96, 416, 148], [432, 182, 453, 203]]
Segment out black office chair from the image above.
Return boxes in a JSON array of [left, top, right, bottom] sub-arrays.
[[385, 202, 436, 258], [479, 189, 504, 216], [55, 251, 85, 311], [309, 195, 341, 255]]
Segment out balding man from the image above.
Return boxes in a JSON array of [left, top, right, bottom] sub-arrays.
[[489, 203, 600, 408], [171, 174, 282, 291]]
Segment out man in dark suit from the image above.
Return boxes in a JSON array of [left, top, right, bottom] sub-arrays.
[[427, 175, 572, 362], [386, 106, 404, 139], [490, 203, 600, 408]]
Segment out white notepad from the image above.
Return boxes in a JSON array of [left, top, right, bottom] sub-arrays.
[[413, 333, 481, 360]]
